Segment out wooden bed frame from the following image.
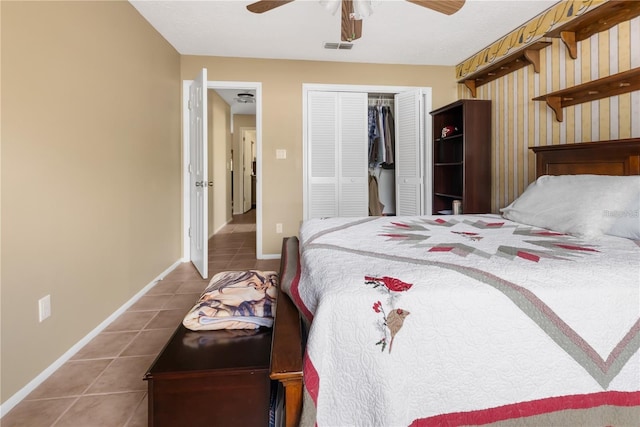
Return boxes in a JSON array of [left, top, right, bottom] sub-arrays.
[[270, 137, 640, 427]]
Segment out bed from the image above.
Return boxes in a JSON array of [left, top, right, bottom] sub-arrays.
[[270, 138, 640, 427]]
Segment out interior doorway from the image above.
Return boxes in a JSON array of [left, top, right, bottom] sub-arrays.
[[182, 80, 264, 267], [240, 127, 256, 213]]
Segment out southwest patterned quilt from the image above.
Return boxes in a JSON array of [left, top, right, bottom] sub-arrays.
[[288, 214, 640, 426]]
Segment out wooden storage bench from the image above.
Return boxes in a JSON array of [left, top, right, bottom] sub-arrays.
[[144, 324, 272, 427]]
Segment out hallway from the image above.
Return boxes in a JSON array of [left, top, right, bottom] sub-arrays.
[[2, 210, 279, 427]]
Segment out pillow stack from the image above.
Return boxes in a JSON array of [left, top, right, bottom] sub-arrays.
[[500, 174, 640, 240]]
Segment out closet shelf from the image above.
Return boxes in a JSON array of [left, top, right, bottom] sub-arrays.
[[532, 67, 640, 122], [434, 134, 464, 143], [458, 40, 551, 98], [545, 1, 640, 60], [434, 162, 463, 167], [434, 192, 463, 200]]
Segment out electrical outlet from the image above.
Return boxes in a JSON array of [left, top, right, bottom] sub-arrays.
[[276, 223, 283, 233], [39, 295, 51, 322]]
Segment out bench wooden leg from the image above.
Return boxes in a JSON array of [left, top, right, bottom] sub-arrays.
[[283, 378, 303, 427]]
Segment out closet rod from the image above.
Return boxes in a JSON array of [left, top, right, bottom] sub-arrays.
[[368, 98, 394, 106]]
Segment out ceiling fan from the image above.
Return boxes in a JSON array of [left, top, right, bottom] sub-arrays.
[[246, 0, 465, 42]]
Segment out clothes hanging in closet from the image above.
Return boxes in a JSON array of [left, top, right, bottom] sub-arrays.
[[368, 105, 395, 167], [368, 174, 384, 216]]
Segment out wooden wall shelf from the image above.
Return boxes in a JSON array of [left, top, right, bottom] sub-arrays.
[[545, 1, 640, 59], [532, 67, 640, 122], [459, 40, 551, 98]]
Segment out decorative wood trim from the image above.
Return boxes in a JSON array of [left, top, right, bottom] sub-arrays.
[[456, 0, 602, 81], [532, 67, 640, 122], [545, 1, 640, 59], [458, 40, 551, 98]]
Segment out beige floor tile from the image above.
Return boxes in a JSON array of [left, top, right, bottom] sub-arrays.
[[144, 280, 182, 295], [128, 295, 172, 311], [236, 246, 257, 254], [163, 267, 204, 282], [71, 332, 138, 360], [85, 357, 154, 394], [104, 311, 156, 332], [206, 247, 237, 254], [120, 329, 175, 357], [145, 309, 188, 330], [124, 394, 148, 427], [26, 359, 112, 399], [54, 392, 145, 427], [227, 259, 259, 269], [1, 397, 76, 427], [161, 292, 201, 310], [233, 252, 260, 261], [208, 261, 230, 271], [175, 280, 208, 294]]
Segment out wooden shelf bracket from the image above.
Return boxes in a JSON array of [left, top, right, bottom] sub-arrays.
[[458, 40, 551, 98], [545, 1, 640, 60], [559, 31, 577, 60]]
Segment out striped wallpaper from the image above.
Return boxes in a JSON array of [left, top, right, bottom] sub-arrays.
[[457, 16, 640, 212]]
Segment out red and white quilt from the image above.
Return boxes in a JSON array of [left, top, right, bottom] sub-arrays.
[[288, 214, 640, 426]]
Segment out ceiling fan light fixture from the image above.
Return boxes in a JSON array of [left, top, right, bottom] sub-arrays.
[[235, 92, 255, 103], [320, 0, 376, 18]]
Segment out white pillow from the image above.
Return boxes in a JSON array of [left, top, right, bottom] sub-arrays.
[[606, 192, 640, 239], [500, 174, 640, 240]]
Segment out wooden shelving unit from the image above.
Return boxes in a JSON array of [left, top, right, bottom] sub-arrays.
[[459, 40, 551, 98], [532, 67, 640, 122], [545, 1, 640, 59], [430, 100, 491, 214]]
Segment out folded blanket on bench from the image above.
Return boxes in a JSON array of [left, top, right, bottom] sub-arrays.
[[183, 270, 278, 331]]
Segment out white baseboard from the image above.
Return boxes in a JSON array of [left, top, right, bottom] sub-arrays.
[[0, 258, 183, 418], [260, 253, 281, 260]]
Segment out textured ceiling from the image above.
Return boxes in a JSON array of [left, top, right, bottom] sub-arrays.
[[130, 0, 559, 66], [133, 0, 561, 114]]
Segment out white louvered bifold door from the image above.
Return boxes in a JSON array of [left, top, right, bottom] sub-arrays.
[[395, 90, 424, 216], [308, 91, 339, 218], [338, 92, 368, 217]]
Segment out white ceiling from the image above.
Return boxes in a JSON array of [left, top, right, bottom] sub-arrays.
[[131, 0, 560, 114]]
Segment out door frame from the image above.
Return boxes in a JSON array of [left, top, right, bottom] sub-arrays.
[[302, 83, 432, 219], [182, 80, 264, 260], [237, 126, 256, 214]]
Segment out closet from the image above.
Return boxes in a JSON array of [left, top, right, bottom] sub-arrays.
[[368, 94, 396, 216], [304, 86, 431, 220]]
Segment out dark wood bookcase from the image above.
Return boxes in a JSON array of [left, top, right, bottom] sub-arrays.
[[430, 99, 492, 214]]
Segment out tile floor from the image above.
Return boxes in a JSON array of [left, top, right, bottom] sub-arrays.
[[2, 210, 280, 427]]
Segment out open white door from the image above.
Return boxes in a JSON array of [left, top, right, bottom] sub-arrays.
[[189, 68, 208, 279], [395, 89, 425, 216]]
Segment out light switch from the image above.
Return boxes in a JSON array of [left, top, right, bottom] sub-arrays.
[[276, 149, 287, 159]]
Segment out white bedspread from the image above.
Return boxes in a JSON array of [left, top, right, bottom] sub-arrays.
[[289, 214, 640, 426]]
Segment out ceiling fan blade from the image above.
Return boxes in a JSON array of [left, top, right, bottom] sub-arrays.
[[341, 0, 362, 42], [406, 0, 465, 15], [246, 0, 295, 14]]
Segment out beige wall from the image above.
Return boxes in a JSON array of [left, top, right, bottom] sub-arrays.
[[208, 90, 233, 235], [458, 16, 640, 212], [1, 1, 181, 404], [182, 57, 457, 255], [232, 115, 257, 215]]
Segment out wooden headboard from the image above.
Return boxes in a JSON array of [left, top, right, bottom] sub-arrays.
[[531, 138, 640, 177]]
